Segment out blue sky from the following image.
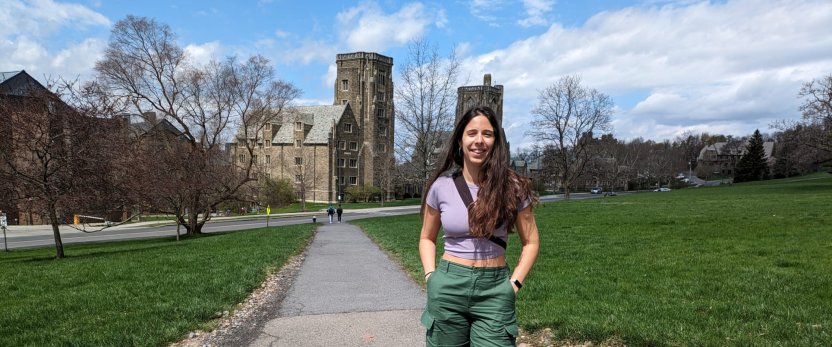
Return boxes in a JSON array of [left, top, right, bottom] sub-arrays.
[[2, 0, 831, 150]]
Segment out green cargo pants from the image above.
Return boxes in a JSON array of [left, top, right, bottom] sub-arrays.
[[421, 259, 518, 347]]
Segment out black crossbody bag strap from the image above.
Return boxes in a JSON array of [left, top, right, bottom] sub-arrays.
[[452, 173, 507, 250]]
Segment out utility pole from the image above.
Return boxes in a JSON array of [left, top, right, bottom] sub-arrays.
[[1, 211, 8, 252]]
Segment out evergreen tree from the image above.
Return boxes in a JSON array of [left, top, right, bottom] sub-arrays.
[[734, 130, 770, 182]]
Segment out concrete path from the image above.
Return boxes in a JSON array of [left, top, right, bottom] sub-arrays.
[[250, 222, 426, 346]]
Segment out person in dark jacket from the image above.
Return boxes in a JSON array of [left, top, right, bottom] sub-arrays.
[[336, 205, 343, 223]]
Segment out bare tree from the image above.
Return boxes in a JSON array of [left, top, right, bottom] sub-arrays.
[[94, 16, 299, 234], [527, 75, 614, 199], [797, 74, 832, 153], [394, 39, 461, 191], [0, 79, 127, 258]]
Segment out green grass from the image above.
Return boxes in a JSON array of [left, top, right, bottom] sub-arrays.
[[353, 173, 832, 346], [0, 224, 315, 347]]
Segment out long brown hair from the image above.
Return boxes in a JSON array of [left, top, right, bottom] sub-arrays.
[[421, 106, 536, 237]]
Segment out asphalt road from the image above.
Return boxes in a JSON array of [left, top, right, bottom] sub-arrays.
[[1, 193, 600, 251]]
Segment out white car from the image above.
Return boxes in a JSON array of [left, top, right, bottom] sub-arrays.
[[654, 187, 671, 192]]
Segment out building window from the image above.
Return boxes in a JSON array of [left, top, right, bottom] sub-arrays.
[[339, 176, 345, 185], [338, 158, 345, 167], [265, 155, 271, 164], [344, 123, 353, 133], [349, 159, 357, 168], [376, 108, 385, 118], [377, 143, 386, 153], [238, 154, 245, 164], [295, 157, 302, 165], [349, 176, 357, 185], [265, 123, 271, 130], [348, 141, 358, 151], [341, 99, 348, 105], [379, 124, 387, 137], [252, 155, 258, 164], [341, 79, 349, 91], [295, 139, 302, 147], [295, 175, 302, 183], [338, 141, 346, 150], [295, 122, 302, 131], [265, 139, 271, 148]]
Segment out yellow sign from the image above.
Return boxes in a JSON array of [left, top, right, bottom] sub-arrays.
[[266, 206, 271, 215]]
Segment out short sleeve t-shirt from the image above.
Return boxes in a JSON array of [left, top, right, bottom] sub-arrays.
[[426, 175, 531, 260]]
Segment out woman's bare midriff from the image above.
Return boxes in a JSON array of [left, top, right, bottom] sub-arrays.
[[442, 253, 506, 267]]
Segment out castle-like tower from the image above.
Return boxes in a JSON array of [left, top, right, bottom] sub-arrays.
[[456, 74, 504, 126], [333, 52, 394, 192]]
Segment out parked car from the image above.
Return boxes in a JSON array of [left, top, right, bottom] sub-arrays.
[[590, 187, 603, 194], [605, 191, 617, 196], [654, 187, 672, 192]]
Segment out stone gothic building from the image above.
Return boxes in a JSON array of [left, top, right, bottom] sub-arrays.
[[333, 52, 395, 193], [239, 52, 394, 203]]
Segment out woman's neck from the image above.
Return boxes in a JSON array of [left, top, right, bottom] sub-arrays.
[[462, 165, 482, 185]]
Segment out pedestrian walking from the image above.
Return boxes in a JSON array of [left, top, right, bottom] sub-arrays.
[[419, 106, 540, 346], [327, 205, 335, 224], [336, 204, 343, 223]]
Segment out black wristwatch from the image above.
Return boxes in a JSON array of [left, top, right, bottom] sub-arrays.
[[511, 278, 522, 289]]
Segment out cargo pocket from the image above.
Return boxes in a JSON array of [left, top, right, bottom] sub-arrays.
[[504, 323, 519, 339], [420, 310, 435, 330]]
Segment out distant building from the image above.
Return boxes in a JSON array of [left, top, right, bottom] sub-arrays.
[[697, 140, 775, 176], [238, 104, 360, 203], [237, 52, 395, 203]]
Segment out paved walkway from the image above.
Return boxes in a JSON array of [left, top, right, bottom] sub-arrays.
[[250, 222, 426, 346]]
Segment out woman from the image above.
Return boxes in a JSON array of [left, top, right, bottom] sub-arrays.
[[419, 106, 540, 346]]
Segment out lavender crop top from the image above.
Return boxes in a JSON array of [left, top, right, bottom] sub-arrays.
[[426, 175, 531, 260]]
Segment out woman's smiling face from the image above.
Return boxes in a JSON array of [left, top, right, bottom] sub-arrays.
[[460, 114, 495, 168]]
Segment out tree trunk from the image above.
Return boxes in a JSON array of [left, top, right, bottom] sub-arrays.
[[48, 204, 64, 259]]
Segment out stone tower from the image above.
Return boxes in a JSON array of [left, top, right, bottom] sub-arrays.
[[456, 74, 504, 126], [456, 74, 508, 155], [333, 52, 394, 192]]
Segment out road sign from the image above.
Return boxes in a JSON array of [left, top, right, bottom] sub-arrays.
[[1, 213, 7, 227]]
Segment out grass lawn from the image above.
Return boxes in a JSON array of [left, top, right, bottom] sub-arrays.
[[353, 173, 832, 346], [0, 224, 315, 347]]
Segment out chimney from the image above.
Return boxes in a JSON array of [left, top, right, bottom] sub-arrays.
[[484, 74, 492, 86], [142, 112, 157, 124]]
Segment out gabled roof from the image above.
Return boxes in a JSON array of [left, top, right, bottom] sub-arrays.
[[0, 70, 49, 96], [129, 118, 185, 138], [698, 140, 775, 160], [270, 104, 352, 145]]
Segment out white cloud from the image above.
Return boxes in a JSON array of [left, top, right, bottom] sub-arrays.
[[517, 0, 554, 27], [184, 41, 223, 67], [0, 1, 109, 81], [324, 64, 337, 89], [50, 38, 106, 78], [467, 0, 504, 24], [461, 0, 832, 140], [281, 39, 338, 65], [0, 0, 110, 37], [336, 2, 433, 52]]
